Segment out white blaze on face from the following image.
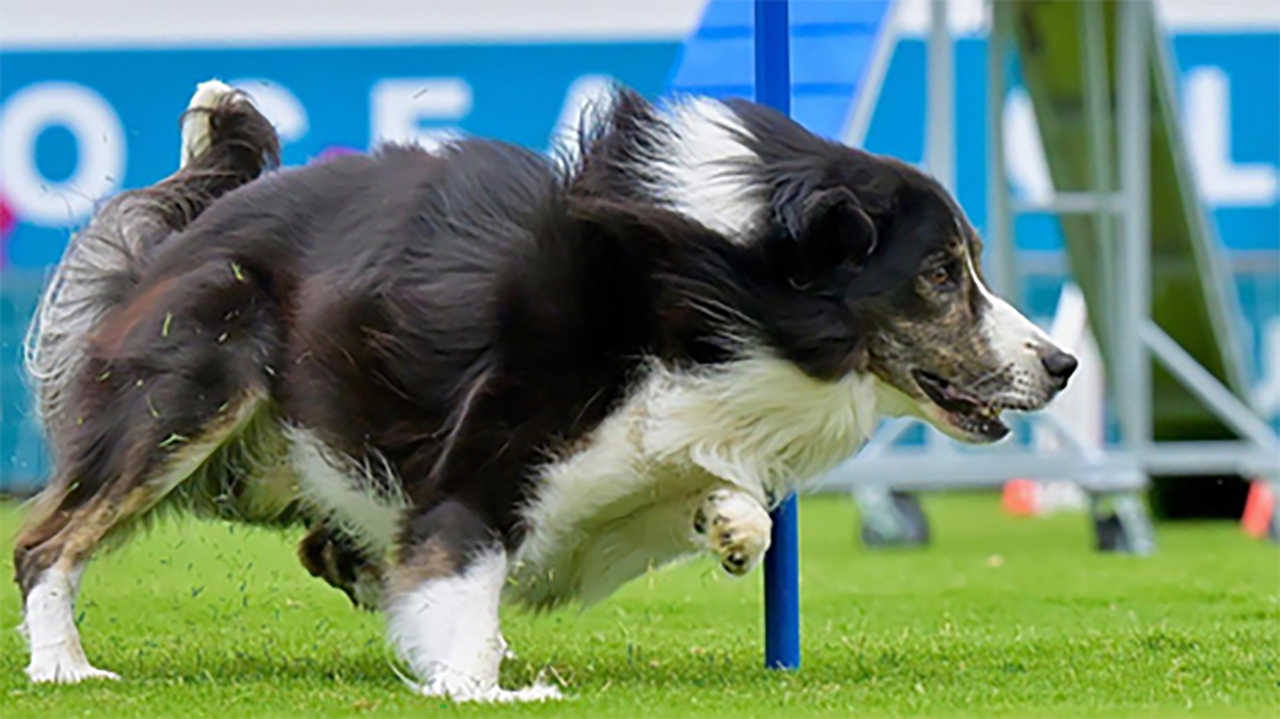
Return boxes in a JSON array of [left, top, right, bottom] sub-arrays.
[[965, 253, 1061, 392]]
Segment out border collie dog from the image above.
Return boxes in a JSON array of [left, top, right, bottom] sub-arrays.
[[16, 81, 1076, 700]]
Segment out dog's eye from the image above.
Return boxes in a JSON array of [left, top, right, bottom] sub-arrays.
[[927, 266, 952, 287]]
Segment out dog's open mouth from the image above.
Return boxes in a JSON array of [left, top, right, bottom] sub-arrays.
[[912, 369, 1010, 441]]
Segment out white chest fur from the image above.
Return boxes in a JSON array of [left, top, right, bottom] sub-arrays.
[[508, 356, 906, 609]]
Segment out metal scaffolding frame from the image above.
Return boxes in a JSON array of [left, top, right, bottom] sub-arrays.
[[815, 0, 1280, 551]]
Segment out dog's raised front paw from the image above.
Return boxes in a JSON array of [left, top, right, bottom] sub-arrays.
[[694, 488, 772, 575]]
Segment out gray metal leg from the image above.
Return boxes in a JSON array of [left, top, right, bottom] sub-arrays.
[[1269, 484, 1280, 543], [1087, 473, 1156, 555], [1261, 474, 1280, 543], [852, 484, 931, 548]]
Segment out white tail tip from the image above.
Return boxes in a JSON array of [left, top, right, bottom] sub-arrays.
[[180, 79, 239, 168]]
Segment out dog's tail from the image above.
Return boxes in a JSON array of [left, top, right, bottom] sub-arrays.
[[24, 80, 280, 446]]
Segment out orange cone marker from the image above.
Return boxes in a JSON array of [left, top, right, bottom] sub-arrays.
[[1002, 479, 1039, 517], [1241, 481, 1275, 539]]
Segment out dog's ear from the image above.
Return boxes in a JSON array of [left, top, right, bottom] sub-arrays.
[[766, 186, 878, 288], [798, 186, 878, 267]]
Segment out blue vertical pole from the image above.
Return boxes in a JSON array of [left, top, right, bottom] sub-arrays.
[[756, 0, 801, 672], [765, 495, 800, 670]]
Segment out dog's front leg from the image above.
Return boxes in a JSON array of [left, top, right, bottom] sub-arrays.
[[693, 486, 773, 576], [384, 500, 557, 703], [381, 367, 563, 702]]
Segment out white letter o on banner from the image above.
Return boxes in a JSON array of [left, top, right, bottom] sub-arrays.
[[1, 82, 125, 226]]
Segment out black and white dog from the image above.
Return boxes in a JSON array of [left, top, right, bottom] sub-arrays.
[[16, 81, 1076, 700]]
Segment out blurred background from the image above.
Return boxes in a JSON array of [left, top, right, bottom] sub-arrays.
[[1, 0, 1277, 542]]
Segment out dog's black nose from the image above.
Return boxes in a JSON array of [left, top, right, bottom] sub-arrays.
[[1042, 350, 1078, 382]]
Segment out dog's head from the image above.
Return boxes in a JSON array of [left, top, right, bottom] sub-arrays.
[[644, 97, 1076, 442], [765, 174, 1075, 442], [584, 91, 1076, 443], [738, 116, 1076, 443]]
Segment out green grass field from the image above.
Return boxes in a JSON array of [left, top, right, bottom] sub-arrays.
[[1, 494, 1276, 718]]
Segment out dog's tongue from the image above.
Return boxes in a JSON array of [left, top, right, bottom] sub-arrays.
[[943, 383, 979, 405]]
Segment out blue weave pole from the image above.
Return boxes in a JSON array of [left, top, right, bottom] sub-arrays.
[[764, 494, 800, 670], [755, 0, 801, 672]]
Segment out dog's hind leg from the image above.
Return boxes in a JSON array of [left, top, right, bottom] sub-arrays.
[[15, 79, 280, 684], [298, 523, 385, 611], [15, 400, 265, 682], [14, 385, 267, 684], [15, 252, 280, 683]]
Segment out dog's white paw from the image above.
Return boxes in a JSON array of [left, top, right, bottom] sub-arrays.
[[26, 646, 120, 684], [180, 79, 243, 167], [695, 488, 772, 576], [414, 674, 562, 703], [481, 683, 562, 703]]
